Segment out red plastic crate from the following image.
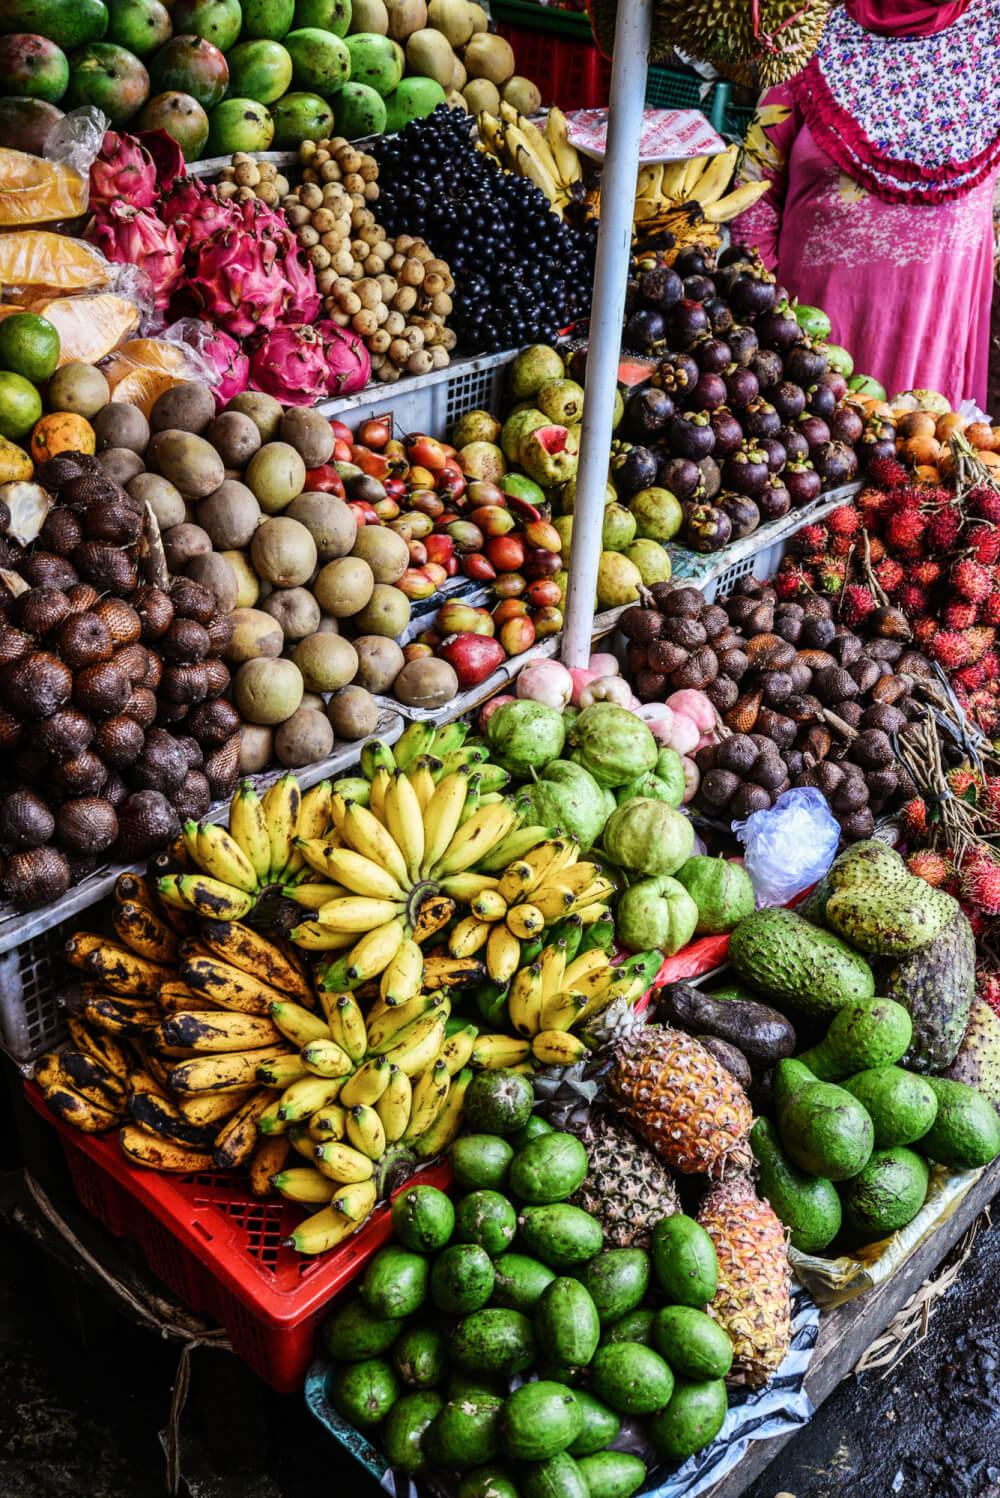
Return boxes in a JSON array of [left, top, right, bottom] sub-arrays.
[[25, 1083, 451, 1392], [495, 23, 611, 109]]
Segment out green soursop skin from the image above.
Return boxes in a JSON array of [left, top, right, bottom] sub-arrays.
[[728, 908, 875, 1016], [943, 996, 1000, 1112], [881, 909, 976, 1072], [603, 797, 694, 877], [519, 760, 614, 851], [616, 874, 699, 955], [567, 703, 658, 788], [486, 700, 565, 778], [825, 878, 958, 957]]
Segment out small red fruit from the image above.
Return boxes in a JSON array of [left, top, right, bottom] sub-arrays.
[[447, 520, 485, 553], [383, 477, 408, 501], [493, 572, 527, 598], [486, 535, 526, 572], [436, 467, 467, 502], [499, 616, 536, 656], [469, 505, 515, 537], [330, 421, 353, 444], [332, 438, 353, 464], [409, 489, 444, 519], [407, 434, 449, 471], [304, 464, 346, 497], [403, 642, 434, 661], [397, 569, 436, 600], [408, 464, 435, 488], [347, 502, 370, 527], [373, 497, 400, 521], [436, 632, 506, 687], [437, 602, 487, 635], [532, 605, 564, 637], [466, 480, 506, 508], [463, 553, 498, 582], [408, 540, 428, 566], [424, 533, 455, 566], [403, 511, 433, 540], [493, 598, 529, 625], [351, 446, 391, 480], [480, 693, 515, 731], [423, 562, 448, 588], [526, 579, 562, 608], [524, 519, 562, 553], [522, 548, 561, 580], [418, 628, 441, 646], [357, 418, 390, 449]]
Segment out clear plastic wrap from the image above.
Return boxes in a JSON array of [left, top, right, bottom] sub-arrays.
[[100, 336, 214, 416], [733, 786, 840, 907], [16, 291, 143, 365], [0, 106, 104, 226], [0, 231, 112, 293]]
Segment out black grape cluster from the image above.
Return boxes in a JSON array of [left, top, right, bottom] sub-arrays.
[[373, 107, 597, 354]]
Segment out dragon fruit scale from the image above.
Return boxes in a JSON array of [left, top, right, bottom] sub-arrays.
[[325, 322, 371, 395], [88, 202, 183, 310], [89, 131, 157, 213], [161, 177, 238, 251], [186, 224, 291, 340], [249, 324, 332, 405], [234, 196, 320, 323], [198, 328, 251, 409]]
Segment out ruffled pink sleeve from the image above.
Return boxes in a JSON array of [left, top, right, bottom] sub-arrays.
[[731, 84, 802, 270]]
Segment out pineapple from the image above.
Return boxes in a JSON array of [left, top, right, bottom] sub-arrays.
[[697, 1173, 792, 1389], [607, 1024, 753, 1176], [569, 1114, 681, 1249], [581, 991, 646, 1052]]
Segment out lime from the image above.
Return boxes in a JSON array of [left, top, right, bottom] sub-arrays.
[[0, 371, 43, 442], [0, 314, 60, 383]]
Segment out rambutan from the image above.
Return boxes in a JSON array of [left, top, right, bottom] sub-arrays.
[[912, 560, 942, 588], [977, 967, 1000, 1017], [961, 850, 1000, 914], [965, 625, 995, 663], [930, 630, 972, 668], [967, 909, 991, 939], [866, 456, 908, 490], [970, 690, 1000, 734], [829, 533, 856, 558], [816, 559, 847, 595], [925, 508, 963, 550], [827, 505, 860, 537], [954, 662, 985, 691], [946, 766, 980, 799], [792, 524, 828, 557], [774, 565, 811, 600], [902, 796, 929, 837], [913, 615, 939, 647], [980, 592, 1000, 626], [906, 849, 951, 887], [964, 524, 1000, 566], [885, 508, 928, 557], [842, 584, 875, 626], [969, 486, 1000, 523], [875, 557, 906, 595], [897, 583, 929, 615], [943, 601, 980, 630], [867, 535, 886, 564], [951, 558, 991, 602], [886, 484, 925, 513]]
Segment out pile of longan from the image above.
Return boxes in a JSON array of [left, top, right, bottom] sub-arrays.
[[282, 137, 457, 381], [216, 153, 290, 207]]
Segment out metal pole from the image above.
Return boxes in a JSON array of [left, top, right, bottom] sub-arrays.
[[561, 0, 654, 669]]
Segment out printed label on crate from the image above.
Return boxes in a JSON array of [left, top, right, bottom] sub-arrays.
[[568, 106, 726, 162]]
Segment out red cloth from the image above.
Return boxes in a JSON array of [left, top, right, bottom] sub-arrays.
[[846, 0, 974, 34]]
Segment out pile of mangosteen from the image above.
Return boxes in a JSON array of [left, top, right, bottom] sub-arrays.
[[610, 245, 864, 552]]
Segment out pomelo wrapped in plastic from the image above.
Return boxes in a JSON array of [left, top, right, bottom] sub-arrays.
[[101, 337, 211, 417], [0, 148, 88, 225], [0, 232, 111, 294]]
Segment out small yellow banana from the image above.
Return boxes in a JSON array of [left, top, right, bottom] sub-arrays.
[[441, 1023, 478, 1075], [278, 1074, 346, 1122], [283, 1181, 376, 1253], [384, 770, 425, 884], [300, 1038, 354, 1078], [411, 1065, 471, 1158], [364, 991, 437, 1052], [368, 766, 391, 824], [433, 803, 517, 878], [287, 1123, 317, 1159], [288, 922, 357, 951], [317, 895, 405, 932], [400, 1059, 450, 1146], [256, 1053, 310, 1088], [281, 780, 333, 880], [269, 1001, 330, 1047], [486, 923, 521, 985], [546, 105, 582, 184], [228, 783, 272, 882], [703, 178, 771, 222], [262, 774, 301, 881], [438, 873, 501, 902], [406, 759, 437, 813], [343, 915, 406, 984], [380, 1009, 449, 1075], [379, 936, 424, 1006], [539, 988, 587, 1033], [313, 1140, 375, 1184], [470, 1034, 531, 1069], [271, 1167, 336, 1204], [507, 963, 544, 1039], [532, 1031, 589, 1066], [689, 143, 739, 205], [175, 876, 255, 922], [448, 915, 492, 958], [341, 800, 410, 890], [345, 1102, 387, 1159], [309, 1103, 347, 1141], [194, 822, 259, 894], [339, 1054, 391, 1107], [289, 881, 347, 911], [375, 1065, 411, 1143], [248, 1135, 291, 1195], [507, 904, 545, 940]]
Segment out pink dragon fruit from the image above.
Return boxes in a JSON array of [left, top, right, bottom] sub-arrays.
[[88, 202, 183, 310], [90, 131, 157, 214], [161, 177, 238, 251], [249, 324, 332, 405], [322, 321, 371, 395], [234, 197, 321, 322], [186, 223, 291, 339], [137, 129, 185, 192], [197, 328, 251, 409]]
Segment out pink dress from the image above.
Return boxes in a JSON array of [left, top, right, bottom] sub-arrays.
[[733, 82, 998, 409]]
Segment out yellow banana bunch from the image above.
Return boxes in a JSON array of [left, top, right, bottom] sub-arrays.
[[476, 106, 583, 217], [633, 146, 770, 238]]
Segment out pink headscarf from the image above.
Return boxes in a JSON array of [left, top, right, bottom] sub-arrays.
[[846, 0, 974, 36]]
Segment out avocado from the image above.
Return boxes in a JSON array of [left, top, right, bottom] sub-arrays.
[[797, 996, 913, 1080], [521, 1451, 588, 1498], [774, 1059, 875, 1180], [450, 1135, 515, 1191], [650, 1214, 717, 1306], [491, 1252, 556, 1311], [321, 1296, 402, 1361], [826, 878, 957, 957], [393, 1325, 448, 1388], [579, 1249, 650, 1325], [840, 1147, 930, 1237], [728, 908, 875, 1016], [589, 1342, 675, 1415], [426, 1392, 505, 1469], [450, 1308, 536, 1376], [517, 1204, 603, 1269], [533, 1277, 601, 1369], [881, 910, 976, 1072], [508, 1131, 589, 1204], [750, 1117, 842, 1251], [329, 1356, 399, 1427], [842, 1066, 938, 1147], [917, 1076, 1000, 1168], [647, 1377, 728, 1459], [599, 1308, 656, 1346], [458, 1467, 519, 1498], [575, 1451, 647, 1498], [454, 1190, 518, 1257], [382, 1390, 443, 1474], [652, 1305, 733, 1381], [567, 1390, 621, 1456], [430, 1244, 495, 1313], [360, 1244, 429, 1318], [499, 1380, 583, 1461], [943, 997, 1000, 1112]]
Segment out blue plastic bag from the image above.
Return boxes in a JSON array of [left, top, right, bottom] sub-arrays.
[[733, 786, 840, 907]]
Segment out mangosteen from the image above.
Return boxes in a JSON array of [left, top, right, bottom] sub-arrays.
[[757, 437, 787, 473], [744, 399, 782, 440], [719, 494, 760, 540], [653, 352, 699, 396], [754, 303, 802, 352], [709, 408, 744, 456], [777, 424, 809, 462], [684, 504, 732, 553], [656, 455, 703, 501], [829, 404, 864, 446], [638, 265, 683, 310], [692, 336, 732, 375], [757, 477, 792, 522], [811, 441, 859, 486], [682, 274, 716, 302], [688, 371, 727, 410], [722, 365, 760, 410], [703, 298, 734, 335], [784, 342, 828, 386], [624, 387, 675, 441], [713, 263, 751, 298], [667, 412, 715, 462], [784, 462, 822, 507], [674, 245, 716, 278], [820, 369, 848, 401], [724, 324, 759, 366], [772, 383, 807, 424], [665, 299, 710, 348], [718, 243, 753, 269], [625, 308, 666, 352], [612, 444, 659, 496], [797, 414, 831, 450], [722, 445, 770, 498], [729, 269, 777, 319], [698, 456, 722, 499], [806, 383, 837, 421], [858, 428, 897, 468], [749, 349, 784, 389]]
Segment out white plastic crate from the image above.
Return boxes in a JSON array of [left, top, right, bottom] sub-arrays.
[[317, 349, 517, 437], [700, 539, 788, 603]]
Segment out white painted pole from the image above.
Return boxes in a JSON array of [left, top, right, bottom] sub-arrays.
[[561, 0, 654, 669]]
